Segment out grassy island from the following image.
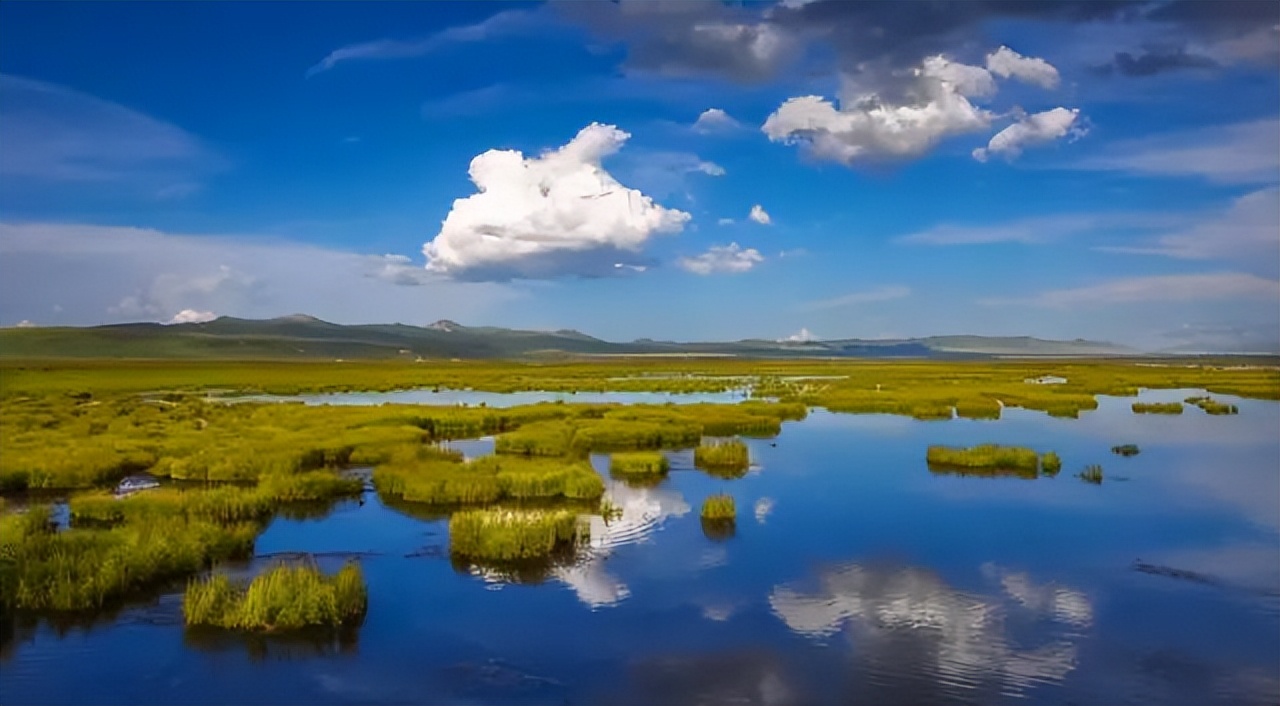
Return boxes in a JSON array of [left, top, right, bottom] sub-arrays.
[[449, 507, 585, 561], [184, 561, 367, 632]]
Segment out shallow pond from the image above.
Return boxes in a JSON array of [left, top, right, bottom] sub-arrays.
[[3, 389, 1278, 705]]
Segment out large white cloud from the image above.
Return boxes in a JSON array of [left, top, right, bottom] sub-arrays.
[[973, 107, 1083, 162], [985, 46, 1061, 89], [422, 123, 691, 280], [677, 243, 764, 275], [762, 56, 996, 164]]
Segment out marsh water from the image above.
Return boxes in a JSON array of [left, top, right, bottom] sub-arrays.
[[3, 389, 1278, 705]]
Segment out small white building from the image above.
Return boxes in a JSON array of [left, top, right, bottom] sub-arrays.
[[1024, 375, 1068, 385]]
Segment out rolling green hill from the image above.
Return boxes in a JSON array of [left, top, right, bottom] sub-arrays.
[[0, 315, 1141, 360]]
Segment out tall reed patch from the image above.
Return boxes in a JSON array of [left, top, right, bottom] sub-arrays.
[[1080, 464, 1104, 485], [1132, 402, 1183, 414], [1040, 452, 1062, 476], [184, 561, 367, 632], [449, 508, 584, 560], [609, 452, 669, 481], [1, 515, 257, 612], [694, 440, 750, 474]]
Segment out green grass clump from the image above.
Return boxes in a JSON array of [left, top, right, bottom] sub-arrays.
[[1191, 398, 1238, 415], [1132, 402, 1183, 414], [926, 445, 1040, 471], [1111, 444, 1140, 456], [1040, 452, 1062, 476], [694, 440, 750, 473], [374, 453, 603, 505], [184, 561, 366, 632], [700, 494, 736, 521], [1080, 464, 1104, 484], [449, 508, 584, 560], [609, 452, 669, 479], [494, 420, 576, 457], [569, 418, 701, 451]]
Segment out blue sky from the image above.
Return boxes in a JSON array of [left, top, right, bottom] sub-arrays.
[[1, 1, 1277, 351]]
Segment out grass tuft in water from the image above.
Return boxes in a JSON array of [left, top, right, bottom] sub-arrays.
[[1111, 444, 1140, 457], [1080, 464, 1104, 485], [1040, 451, 1062, 476], [609, 452, 669, 480], [1131, 402, 1183, 414], [694, 440, 749, 474], [449, 508, 585, 560], [701, 493, 736, 521], [926, 445, 1041, 471], [184, 561, 367, 632]]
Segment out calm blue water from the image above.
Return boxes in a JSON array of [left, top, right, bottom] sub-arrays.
[[3, 389, 1278, 705]]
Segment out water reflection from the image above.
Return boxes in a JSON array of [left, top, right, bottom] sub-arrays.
[[183, 626, 360, 662], [770, 563, 1090, 699], [462, 481, 691, 608]]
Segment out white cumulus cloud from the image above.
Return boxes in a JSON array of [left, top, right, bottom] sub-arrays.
[[422, 123, 691, 280], [693, 107, 744, 134], [749, 204, 772, 225], [985, 46, 1061, 89], [974, 107, 1083, 162], [780, 329, 815, 343], [167, 309, 217, 324], [677, 243, 764, 275], [763, 56, 995, 164]]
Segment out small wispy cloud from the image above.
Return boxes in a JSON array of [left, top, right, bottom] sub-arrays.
[[307, 9, 539, 77], [692, 108, 744, 135], [677, 243, 763, 275], [1067, 119, 1280, 184], [800, 285, 910, 311], [982, 272, 1280, 308], [894, 212, 1175, 246], [749, 204, 771, 225], [0, 73, 223, 195], [1094, 187, 1279, 265]]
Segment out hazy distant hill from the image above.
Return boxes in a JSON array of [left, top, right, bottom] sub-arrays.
[[0, 315, 1143, 360]]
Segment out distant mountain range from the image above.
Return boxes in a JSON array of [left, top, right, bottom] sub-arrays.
[[0, 314, 1180, 360]]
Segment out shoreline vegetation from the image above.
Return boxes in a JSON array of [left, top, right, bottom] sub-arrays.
[[2, 358, 1275, 620]]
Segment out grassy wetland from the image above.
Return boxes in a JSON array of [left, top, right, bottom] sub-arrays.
[[1, 356, 1277, 702]]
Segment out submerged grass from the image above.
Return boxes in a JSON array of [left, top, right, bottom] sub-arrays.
[[1111, 444, 1140, 456], [184, 561, 366, 632], [449, 508, 584, 561], [1132, 402, 1183, 414]]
